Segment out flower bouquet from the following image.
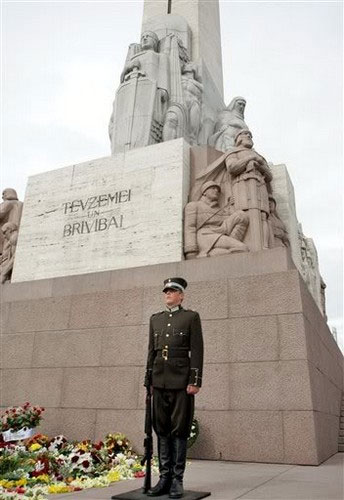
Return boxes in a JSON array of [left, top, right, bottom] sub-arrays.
[[0, 431, 158, 498], [0, 403, 45, 442]]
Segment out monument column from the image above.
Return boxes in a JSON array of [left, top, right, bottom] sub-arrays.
[[142, 0, 224, 101]]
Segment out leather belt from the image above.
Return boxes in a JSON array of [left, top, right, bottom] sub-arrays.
[[156, 348, 189, 360]]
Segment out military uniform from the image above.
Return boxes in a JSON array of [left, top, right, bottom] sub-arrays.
[[144, 278, 204, 499]]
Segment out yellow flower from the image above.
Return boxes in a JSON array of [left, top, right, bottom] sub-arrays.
[[36, 474, 50, 483], [107, 469, 121, 483], [29, 443, 42, 451], [16, 478, 27, 486], [48, 483, 71, 494], [1, 480, 14, 488], [77, 443, 89, 451]]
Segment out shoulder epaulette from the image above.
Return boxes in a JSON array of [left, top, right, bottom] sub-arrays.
[[151, 311, 164, 317]]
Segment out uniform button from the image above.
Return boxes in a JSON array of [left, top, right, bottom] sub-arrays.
[[169, 314, 172, 317], [166, 334, 169, 337], [167, 323, 171, 327]]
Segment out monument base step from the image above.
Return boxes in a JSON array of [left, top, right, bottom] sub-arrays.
[[111, 489, 211, 500]]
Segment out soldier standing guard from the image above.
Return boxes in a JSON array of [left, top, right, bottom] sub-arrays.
[[144, 278, 204, 499]]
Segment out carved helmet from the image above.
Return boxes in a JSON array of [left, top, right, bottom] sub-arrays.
[[201, 181, 221, 196]]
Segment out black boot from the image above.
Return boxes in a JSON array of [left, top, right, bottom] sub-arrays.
[[147, 436, 172, 497], [169, 437, 187, 499]]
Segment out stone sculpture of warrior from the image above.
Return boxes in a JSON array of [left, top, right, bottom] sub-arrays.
[[109, 31, 170, 154], [191, 130, 272, 251], [184, 181, 249, 259], [225, 130, 273, 250]]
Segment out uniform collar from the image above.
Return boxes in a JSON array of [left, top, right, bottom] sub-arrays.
[[165, 305, 183, 313]]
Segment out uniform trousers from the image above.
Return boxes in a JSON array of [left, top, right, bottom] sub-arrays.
[[153, 388, 194, 439]]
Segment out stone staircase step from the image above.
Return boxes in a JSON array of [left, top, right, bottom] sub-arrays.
[[339, 436, 344, 444], [339, 444, 344, 452]]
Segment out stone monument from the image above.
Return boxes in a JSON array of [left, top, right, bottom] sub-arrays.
[[189, 130, 273, 252], [2, 0, 342, 468], [0, 188, 23, 283]]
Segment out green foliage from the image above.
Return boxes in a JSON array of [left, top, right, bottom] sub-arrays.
[[187, 418, 199, 449]]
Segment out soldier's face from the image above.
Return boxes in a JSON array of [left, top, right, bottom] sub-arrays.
[[163, 289, 184, 307], [205, 186, 220, 201]]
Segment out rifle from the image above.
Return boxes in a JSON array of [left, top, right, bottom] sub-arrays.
[[141, 385, 153, 493]]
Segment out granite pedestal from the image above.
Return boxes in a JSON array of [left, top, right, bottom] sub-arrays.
[[1, 248, 342, 465]]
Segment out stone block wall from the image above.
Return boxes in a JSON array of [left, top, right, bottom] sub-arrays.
[[1, 248, 342, 465]]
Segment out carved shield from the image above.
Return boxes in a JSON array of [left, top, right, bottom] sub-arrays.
[[111, 73, 157, 154]]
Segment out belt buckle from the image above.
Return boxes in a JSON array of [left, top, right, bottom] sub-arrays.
[[162, 348, 168, 360]]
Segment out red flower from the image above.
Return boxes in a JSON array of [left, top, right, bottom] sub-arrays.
[[15, 487, 26, 494], [31, 456, 50, 477], [134, 471, 145, 478], [71, 455, 79, 463], [81, 460, 90, 468], [93, 441, 103, 450]]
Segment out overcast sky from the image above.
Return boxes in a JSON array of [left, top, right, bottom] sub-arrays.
[[2, 0, 343, 349]]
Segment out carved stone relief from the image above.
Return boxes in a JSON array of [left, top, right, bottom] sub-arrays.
[[181, 62, 203, 144], [0, 188, 23, 256], [208, 96, 248, 152], [184, 181, 249, 259], [0, 222, 18, 284], [109, 30, 172, 154], [268, 195, 290, 248]]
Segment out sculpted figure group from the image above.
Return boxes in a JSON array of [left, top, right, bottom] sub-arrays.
[[184, 181, 249, 259], [184, 127, 288, 257], [0, 188, 23, 283], [109, 30, 203, 154], [108, 32, 290, 258]]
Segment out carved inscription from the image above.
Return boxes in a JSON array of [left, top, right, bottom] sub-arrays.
[[62, 189, 131, 237], [62, 190, 131, 214]]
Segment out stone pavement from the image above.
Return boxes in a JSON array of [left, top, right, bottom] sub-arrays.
[[49, 453, 343, 500]]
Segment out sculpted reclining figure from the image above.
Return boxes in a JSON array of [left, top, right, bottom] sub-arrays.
[[184, 181, 249, 259]]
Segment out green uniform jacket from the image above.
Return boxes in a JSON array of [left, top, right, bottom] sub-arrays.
[[145, 306, 204, 389]]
